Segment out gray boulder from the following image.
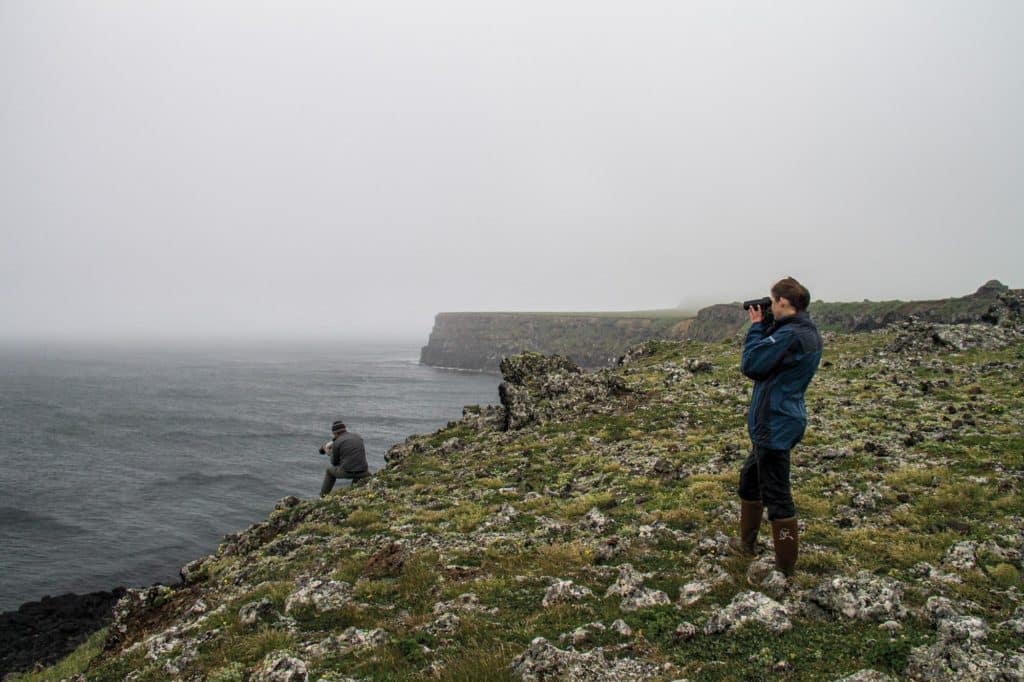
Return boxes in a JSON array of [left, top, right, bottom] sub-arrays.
[[239, 598, 280, 626], [509, 637, 661, 681], [250, 652, 308, 682], [542, 579, 594, 608], [604, 563, 670, 612], [809, 572, 907, 622], [704, 591, 792, 635], [283, 578, 353, 614]]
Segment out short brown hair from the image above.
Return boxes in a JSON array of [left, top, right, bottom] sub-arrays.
[[771, 277, 810, 312]]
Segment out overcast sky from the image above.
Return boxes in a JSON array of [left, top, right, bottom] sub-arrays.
[[2, 1, 1021, 340]]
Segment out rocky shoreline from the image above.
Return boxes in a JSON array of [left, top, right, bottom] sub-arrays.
[[0, 589, 126, 677]]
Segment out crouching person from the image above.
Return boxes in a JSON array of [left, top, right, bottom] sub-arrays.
[[320, 420, 370, 497], [730, 277, 822, 576]]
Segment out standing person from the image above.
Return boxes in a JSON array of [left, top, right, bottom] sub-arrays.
[[730, 277, 822, 576], [319, 420, 370, 497]]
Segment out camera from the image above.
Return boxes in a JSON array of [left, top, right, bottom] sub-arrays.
[[318, 440, 334, 455], [742, 297, 774, 328]]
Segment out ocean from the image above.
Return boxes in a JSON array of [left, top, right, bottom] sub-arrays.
[[0, 340, 499, 613]]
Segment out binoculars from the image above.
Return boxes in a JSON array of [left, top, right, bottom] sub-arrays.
[[742, 297, 774, 327]]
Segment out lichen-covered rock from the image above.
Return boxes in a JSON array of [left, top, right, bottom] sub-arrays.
[[904, 596, 1024, 680], [937, 615, 988, 643], [106, 585, 176, 650], [239, 598, 280, 626], [604, 563, 645, 597], [560, 622, 605, 648], [542, 579, 594, 608], [611, 619, 632, 637], [678, 580, 712, 606], [250, 651, 308, 682], [891, 318, 1022, 354], [673, 621, 697, 641], [498, 352, 632, 430], [910, 562, 963, 585], [942, 541, 978, 572], [583, 507, 611, 533], [126, 604, 226, 677], [509, 637, 661, 681], [426, 611, 461, 636], [905, 622, 1023, 681], [759, 570, 790, 599], [275, 495, 301, 511], [705, 591, 792, 635], [180, 555, 213, 584], [283, 579, 352, 614], [925, 596, 963, 625], [809, 571, 907, 622], [303, 627, 388, 658], [433, 592, 498, 615], [604, 563, 670, 612], [833, 671, 895, 682]]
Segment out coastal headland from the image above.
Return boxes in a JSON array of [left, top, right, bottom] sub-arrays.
[[420, 281, 1012, 371], [13, 283, 1024, 680]]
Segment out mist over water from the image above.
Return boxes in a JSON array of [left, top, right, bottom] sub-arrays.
[[0, 340, 498, 612]]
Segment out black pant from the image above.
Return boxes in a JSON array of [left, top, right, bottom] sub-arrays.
[[738, 444, 795, 520], [321, 467, 370, 496]]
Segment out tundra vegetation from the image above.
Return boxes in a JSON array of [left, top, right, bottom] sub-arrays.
[[16, 297, 1024, 681]]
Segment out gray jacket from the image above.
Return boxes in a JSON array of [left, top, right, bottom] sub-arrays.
[[329, 431, 369, 474]]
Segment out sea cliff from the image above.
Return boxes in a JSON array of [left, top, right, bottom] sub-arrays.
[[420, 282, 1015, 371], [17, 288, 1024, 681], [420, 312, 693, 371]]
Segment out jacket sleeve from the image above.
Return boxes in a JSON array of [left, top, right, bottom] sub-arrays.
[[741, 324, 796, 381], [329, 438, 342, 467]]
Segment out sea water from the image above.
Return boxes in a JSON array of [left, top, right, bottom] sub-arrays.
[[0, 340, 498, 612]]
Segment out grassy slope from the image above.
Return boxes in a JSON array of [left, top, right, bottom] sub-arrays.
[[24, 327, 1024, 681]]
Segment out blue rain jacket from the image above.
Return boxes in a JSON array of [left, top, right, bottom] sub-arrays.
[[742, 312, 823, 450]]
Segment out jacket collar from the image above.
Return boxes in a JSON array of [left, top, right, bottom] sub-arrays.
[[768, 311, 810, 334]]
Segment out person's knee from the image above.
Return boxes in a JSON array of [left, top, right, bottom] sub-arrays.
[[738, 478, 761, 502], [763, 494, 796, 521], [738, 464, 760, 501]]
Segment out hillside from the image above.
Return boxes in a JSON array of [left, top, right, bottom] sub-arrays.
[[16, 298, 1024, 681], [686, 281, 1013, 343]]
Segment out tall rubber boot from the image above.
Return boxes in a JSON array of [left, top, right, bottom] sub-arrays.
[[727, 500, 764, 556], [771, 517, 799, 576]]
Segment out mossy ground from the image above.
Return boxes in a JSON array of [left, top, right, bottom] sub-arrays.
[[22, 328, 1023, 681]]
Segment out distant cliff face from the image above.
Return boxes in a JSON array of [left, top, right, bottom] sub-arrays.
[[421, 282, 1018, 370], [420, 312, 692, 371]]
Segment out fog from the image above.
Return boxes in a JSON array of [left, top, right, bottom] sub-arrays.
[[2, 1, 1021, 341]]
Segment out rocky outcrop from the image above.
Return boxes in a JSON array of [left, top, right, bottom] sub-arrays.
[[509, 637, 662, 681], [497, 352, 634, 431]]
